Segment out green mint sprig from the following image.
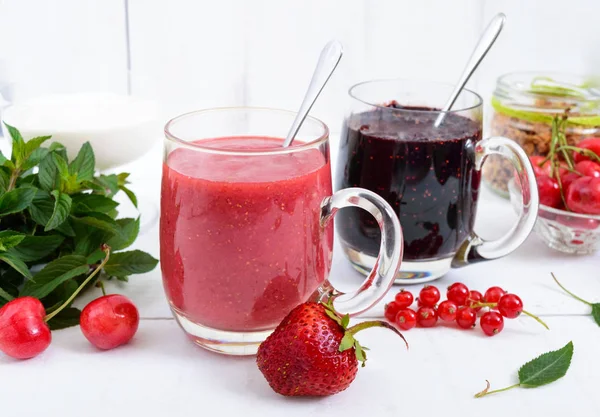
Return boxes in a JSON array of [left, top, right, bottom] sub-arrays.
[[552, 273, 600, 326], [0, 124, 158, 329], [475, 341, 574, 398]]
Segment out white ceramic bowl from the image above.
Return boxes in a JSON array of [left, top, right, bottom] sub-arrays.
[[1, 92, 159, 170]]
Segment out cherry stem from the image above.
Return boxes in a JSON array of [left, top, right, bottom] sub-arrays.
[[475, 381, 521, 398], [346, 320, 409, 350], [96, 281, 107, 297], [44, 246, 111, 323], [551, 273, 592, 306]]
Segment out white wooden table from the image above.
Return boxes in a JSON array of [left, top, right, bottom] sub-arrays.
[[2, 140, 599, 417]]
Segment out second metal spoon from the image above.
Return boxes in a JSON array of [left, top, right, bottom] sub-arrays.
[[434, 13, 506, 127], [282, 40, 343, 148]]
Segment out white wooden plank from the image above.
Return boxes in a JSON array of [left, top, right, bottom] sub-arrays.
[[127, 0, 246, 121], [0, 0, 127, 101]]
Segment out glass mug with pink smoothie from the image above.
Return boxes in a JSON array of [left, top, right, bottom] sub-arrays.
[[160, 108, 403, 355]]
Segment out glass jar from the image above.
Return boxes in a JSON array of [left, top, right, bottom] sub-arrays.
[[483, 72, 600, 197]]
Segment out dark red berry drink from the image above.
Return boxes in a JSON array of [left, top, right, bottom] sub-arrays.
[[161, 108, 404, 355], [335, 80, 538, 283]]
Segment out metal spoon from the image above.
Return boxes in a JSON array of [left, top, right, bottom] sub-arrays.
[[282, 40, 343, 147], [434, 13, 506, 128]]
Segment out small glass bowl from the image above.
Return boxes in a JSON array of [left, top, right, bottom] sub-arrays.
[[509, 180, 600, 254]]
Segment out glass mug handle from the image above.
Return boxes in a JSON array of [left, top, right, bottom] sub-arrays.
[[318, 187, 404, 316], [453, 136, 539, 267]]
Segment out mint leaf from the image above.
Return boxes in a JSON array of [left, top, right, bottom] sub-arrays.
[[107, 218, 140, 251], [25, 136, 52, 157], [103, 249, 158, 276], [4, 123, 26, 165], [47, 307, 81, 330], [69, 142, 95, 182], [10, 235, 64, 262], [94, 174, 119, 196], [0, 251, 33, 279], [0, 187, 36, 216], [73, 212, 119, 234], [0, 231, 26, 251], [38, 152, 69, 191], [72, 194, 118, 214], [592, 304, 600, 327], [20, 255, 89, 299], [0, 167, 10, 192], [0, 151, 7, 165], [73, 227, 111, 257], [45, 190, 72, 231], [0, 287, 14, 302], [119, 185, 138, 207], [518, 341, 573, 387], [22, 147, 49, 171]]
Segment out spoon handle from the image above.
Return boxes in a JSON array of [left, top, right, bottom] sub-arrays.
[[282, 40, 343, 148], [434, 13, 506, 127]]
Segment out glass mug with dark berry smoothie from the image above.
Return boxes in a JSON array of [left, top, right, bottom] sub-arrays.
[[160, 108, 403, 355], [335, 79, 539, 283]]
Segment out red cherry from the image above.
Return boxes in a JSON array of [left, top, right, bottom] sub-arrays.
[[456, 306, 477, 329], [0, 297, 51, 359], [419, 286, 441, 308], [394, 290, 414, 309], [395, 309, 417, 331], [384, 301, 402, 323], [573, 137, 600, 163], [537, 175, 562, 208], [480, 311, 504, 336], [483, 286, 506, 306], [467, 290, 484, 312], [575, 160, 600, 178], [560, 171, 581, 194], [447, 283, 470, 306], [566, 177, 600, 215], [497, 294, 524, 319], [529, 156, 552, 177], [437, 300, 458, 322], [416, 306, 437, 328], [80, 295, 139, 350]]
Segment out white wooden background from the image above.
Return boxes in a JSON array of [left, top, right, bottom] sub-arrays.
[[1, 0, 599, 133]]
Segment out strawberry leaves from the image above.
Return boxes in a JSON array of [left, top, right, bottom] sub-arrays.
[[475, 341, 574, 398]]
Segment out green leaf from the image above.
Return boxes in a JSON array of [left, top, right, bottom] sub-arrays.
[[115, 275, 129, 282], [0, 287, 14, 302], [73, 212, 119, 234], [74, 227, 111, 258], [339, 333, 355, 352], [9, 235, 64, 262], [69, 142, 95, 182], [38, 152, 69, 192], [341, 314, 350, 329], [86, 249, 106, 264], [0, 151, 7, 165], [0, 231, 25, 251], [592, 304, 600, 327], [47, 307, 81, 330], [94, 174, 119, 196], [20, 255, 89, 299], [45, 190, 72, 231], [354, 340, 367, 367], [518, 341, 574, 388], [0, 167, 10, 192], [0, 187, 37, 216], [4, 123, 25, 165], [103, 249, 158, 277], [71, 193, 119, 214], [25, 135, 52, 156], [22, 147, 49, 171], [107, 218, 140, 251], [0, 251, 33, 279], [119, 185, 138, 207]]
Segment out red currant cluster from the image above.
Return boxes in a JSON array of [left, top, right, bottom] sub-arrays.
[[384, 282, 547, 336]]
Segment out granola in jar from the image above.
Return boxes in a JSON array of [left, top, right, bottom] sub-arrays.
[[483, 72, 600, 196]]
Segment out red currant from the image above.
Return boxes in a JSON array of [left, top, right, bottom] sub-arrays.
[[483, 286, 506, 305], [456, 306, 477, 329], [468, 290, 483, 312], [416, 306, 438, 328], [447, 283, 469, 306], [497, 294, 523, 319], [384, 301, 402, 323], [394, 290, 414, 309], [395, 309, 417, 331], [437, 300, 458, 322], [480, 311, 504, 336], [419, 285, 440, 307]]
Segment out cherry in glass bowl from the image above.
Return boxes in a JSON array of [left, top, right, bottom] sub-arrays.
[[509, 179, 600, 254]]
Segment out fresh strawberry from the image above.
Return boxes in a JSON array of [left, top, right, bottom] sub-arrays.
[[256, 301, 407, 396]]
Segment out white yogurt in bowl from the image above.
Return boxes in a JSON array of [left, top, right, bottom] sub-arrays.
[[1, 92, 159, 170]]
